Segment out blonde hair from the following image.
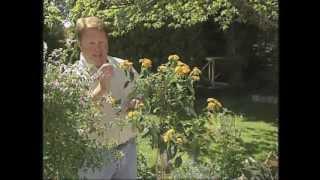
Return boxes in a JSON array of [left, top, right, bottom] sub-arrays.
[[75, 16, 109, 40]]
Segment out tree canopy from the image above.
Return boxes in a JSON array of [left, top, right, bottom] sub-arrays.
[[44, 0, 278, 92], [45, 0, 278, 37]]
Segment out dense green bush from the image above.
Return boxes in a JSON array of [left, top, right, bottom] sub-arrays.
[[43, 52, 117, 179], [209, 114, 246, 178]]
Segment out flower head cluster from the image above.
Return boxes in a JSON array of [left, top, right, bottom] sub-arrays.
[[175, 62, 190, 76], [162, 129, 175, 143], [139, 58, 152, 69], [168, 54, 180, 62], [119, 60, 133, 71], [157, 65, 167, 73], [190, 67, 201, 81], [127, 111, 140, 119], [207, 98, 222, 111]]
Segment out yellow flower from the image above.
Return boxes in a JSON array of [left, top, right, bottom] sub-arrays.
[[127, 111, 139, 119], [119, 60, 133, 70], [168, 54, 180, 62], [207, 102, 216, 111], [176, 137, 183, 144], [135, 102, 145, 109], [190, 67, 201, 76], [175, 64, 190, 76], [191, 75, 200, 81], [139, 58, 152, 69], [207, 97, 222, 111], [182, 65, 190, 74], [157, 65, 167, 72], [177, 61, 184, 66], [162, 129, 175, 143], [216, 101, 222, 108], [207, 98, 222, 105], [175, 66, 183, 75]]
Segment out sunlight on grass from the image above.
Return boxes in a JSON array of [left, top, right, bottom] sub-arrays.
[[137, 136, 158, 167], [236, 119, 278, 161], [138, 115, 278, 166]]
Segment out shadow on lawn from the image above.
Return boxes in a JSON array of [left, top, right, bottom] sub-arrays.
[[195, 90, 278, 160], [195, 92, 278, 125], [240, 126, 278, 160]]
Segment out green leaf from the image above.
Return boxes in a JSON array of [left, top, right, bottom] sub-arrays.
[[141, 127, 150, 138], [174, 156, 182, 168], [184, 107, 197, 117], [176, 83, 183, 91], [153, 107, 160, 114]]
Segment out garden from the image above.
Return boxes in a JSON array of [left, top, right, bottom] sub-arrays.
[[44, 0, 278, 179]]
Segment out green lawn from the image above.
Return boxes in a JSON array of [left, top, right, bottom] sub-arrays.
[[194, 93, 278, 160], [137, 118, 277, 166], [137, 135, 158, 167], [236, 119, 277, 161], [137, 94, 278, 167], [211, 94, 278, 160]]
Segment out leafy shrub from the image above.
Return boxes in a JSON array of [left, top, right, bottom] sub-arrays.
[[43, 53, 115, 179], [181, 109, 245, 179], [123, 54, 248, 179]]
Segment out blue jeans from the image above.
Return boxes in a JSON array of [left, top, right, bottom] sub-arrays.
[[78, 138, 137, 179]]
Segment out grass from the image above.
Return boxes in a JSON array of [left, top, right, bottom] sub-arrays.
[[197, 93, 278, 160], [137, 93, 278, 174], [236, 119, 278, 161], [195, 94, 278, 123], [137, 119, 277, 166], [137, 135, 158, 167]]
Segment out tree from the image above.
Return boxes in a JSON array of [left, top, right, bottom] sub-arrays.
[[44, 0, 278, 38], [44, 0, 279, 92]]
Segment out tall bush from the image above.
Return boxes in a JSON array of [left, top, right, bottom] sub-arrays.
[[43, 52, 117, 179]]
